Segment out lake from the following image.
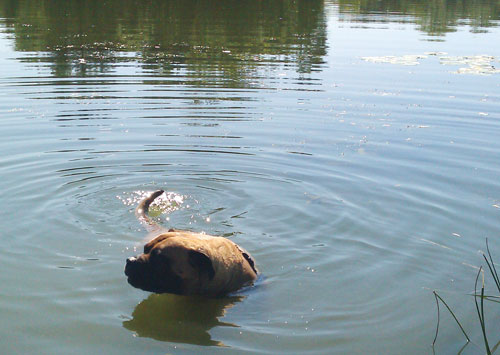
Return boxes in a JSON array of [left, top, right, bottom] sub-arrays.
[[0, 0, 499, 354]]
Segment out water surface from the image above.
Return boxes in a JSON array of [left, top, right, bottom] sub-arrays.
[[0, 0, 499, 354]]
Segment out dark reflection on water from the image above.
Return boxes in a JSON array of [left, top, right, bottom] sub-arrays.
[[123, 293, 242, 346], [0, 0, 327, 79], [335, 0, 500, 36], [0, 0, 496, 81]]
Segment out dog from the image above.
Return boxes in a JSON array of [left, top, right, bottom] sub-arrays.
[[125, 190, 258, 297]]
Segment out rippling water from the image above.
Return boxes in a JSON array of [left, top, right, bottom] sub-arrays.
[[1, 0, 499, 353]]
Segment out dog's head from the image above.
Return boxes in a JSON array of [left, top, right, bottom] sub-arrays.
[[125, 235, 215, 295]]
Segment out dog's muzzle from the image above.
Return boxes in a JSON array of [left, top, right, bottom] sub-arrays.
[[124, 256, 139, 277]]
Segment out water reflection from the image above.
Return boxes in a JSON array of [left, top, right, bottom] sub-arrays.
[[335, 0, 500, 36], [123, 293, 242, 346], [0, 0, 496, 80], [0, 0, 327, 79]]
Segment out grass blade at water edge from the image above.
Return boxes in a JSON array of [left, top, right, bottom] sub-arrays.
[[432, 291, 470, 345], [484, 239, 500, 293], [492, 340, 500, 354], [474, 267, 491, 355]]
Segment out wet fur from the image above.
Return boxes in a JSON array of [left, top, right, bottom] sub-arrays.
[[125, 190, 258, 297]]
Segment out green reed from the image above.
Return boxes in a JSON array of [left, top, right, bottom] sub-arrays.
[[433, 239, 499, 354]]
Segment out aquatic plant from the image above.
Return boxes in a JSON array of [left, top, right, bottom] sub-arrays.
[[433, 239, 500, 354]]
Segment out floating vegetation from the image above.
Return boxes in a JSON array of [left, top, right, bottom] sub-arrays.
[[361, 54, 427, 66], [440, 55, 500, 75], [362, 53, 500, 75]]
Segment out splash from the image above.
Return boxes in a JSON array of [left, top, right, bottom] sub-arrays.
[[117, 190, 184, 214]]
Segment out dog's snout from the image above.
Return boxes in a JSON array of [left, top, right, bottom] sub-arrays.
[[125, 256, 139, 277]]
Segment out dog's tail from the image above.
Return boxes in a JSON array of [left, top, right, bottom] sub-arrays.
[[135, 190, 165, 232]]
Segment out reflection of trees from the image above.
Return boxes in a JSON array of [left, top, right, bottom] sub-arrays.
[[335, 0, 500, 36], [0, 0, 327, 79]]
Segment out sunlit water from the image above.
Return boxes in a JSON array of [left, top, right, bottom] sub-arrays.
[[0, 1, 499, 354]]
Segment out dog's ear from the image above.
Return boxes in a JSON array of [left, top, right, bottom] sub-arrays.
[[242, 252, 258, 274], [188, 250, 215, 280]]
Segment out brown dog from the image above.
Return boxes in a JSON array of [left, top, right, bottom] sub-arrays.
[[125, 190, 258, 297]]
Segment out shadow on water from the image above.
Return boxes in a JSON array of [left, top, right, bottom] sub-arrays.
[[123, 293, 243, 346]]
